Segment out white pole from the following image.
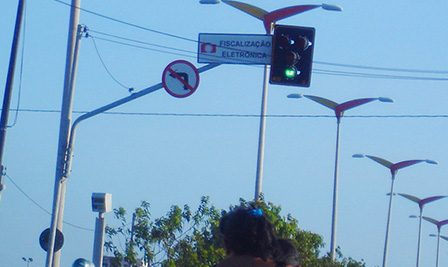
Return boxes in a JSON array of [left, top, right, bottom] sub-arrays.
[[330, 118, 341, 260], [93, 213, 106, 267], [46, 1, 81, 266], [436, 231, 441, 267], [254, 23, 272, 201], [254, 64, 270, 201], [416, 209, 423, 267], [54, 24, 84, 266], [383, 174, 396, 267]]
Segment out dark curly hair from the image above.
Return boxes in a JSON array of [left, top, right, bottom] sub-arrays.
[[219, 207, 278, 261], [274, 239, 300, 267]]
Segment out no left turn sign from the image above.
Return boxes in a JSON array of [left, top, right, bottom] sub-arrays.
[[162, 60, 200, 98]]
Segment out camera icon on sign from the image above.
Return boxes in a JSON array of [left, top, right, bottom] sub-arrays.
[[201, 42, 217, 53]]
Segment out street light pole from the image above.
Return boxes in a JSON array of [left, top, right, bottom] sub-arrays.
[[255, 39, 272, 201], [288, 94, 393, 260], [424, 216, 448, 267], [352, 154, 438, 267], [398, 194, 446, 267], [331, 113, 341, 260], [439, 235, 448, 266], [211, 4, 275, 199], [200, 1, 342, 201], [22, 257, 33, 267]]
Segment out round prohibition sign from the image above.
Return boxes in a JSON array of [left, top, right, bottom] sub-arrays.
[[162, 60, 200, 98]]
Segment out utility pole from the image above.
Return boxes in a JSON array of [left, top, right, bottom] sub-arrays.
[[45, 0, 82, 266], [0, 0, 26, 204]]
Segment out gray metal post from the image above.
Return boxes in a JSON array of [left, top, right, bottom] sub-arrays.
[[46, 1, 81, 266], [54, 23, 84, 267], [93, 213, 105, 267]]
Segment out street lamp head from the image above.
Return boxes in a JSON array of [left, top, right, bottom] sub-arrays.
[[409, 215, 419, 219], [352, 154, 366, 158], [287, 93, 303, 99], [425, 159, 438, 165], [321, 3, 343, 11], [200, 0, 221, 4], [378, 97, 394, 103]]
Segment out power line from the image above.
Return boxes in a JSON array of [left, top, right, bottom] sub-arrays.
[[52, 0, 448, 79], [314, 61, 448, 74], [6, 108, 448, 119], [88, 32, 448, 81], [88, 27, 448, 76], [87, 29, 447, 80], [89, 35, 131, 90], [313, 69, 448, 81], [53, 0, 196, 43], [89, 29, 197, 57], [88, 29, 271, 65], [4, 173, 93, 231], [51, 1, 448, 80], [88, 34, 198, 60]]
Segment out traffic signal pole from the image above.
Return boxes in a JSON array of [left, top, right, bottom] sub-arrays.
[[254, 22, 273, 201], [217, 2, 341, 201], [254, 56, 270, 201], [256, 24, 315, 201]]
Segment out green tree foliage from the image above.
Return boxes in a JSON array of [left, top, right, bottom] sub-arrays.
[[105, 196, 365, 267]]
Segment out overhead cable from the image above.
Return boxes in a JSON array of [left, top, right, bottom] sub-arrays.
[[5, 173, 93, 231], [52, 0, 448, 80], [7, 109, 448, 119]]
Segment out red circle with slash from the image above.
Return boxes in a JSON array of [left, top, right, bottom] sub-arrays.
[[162, 60, 200, 98]]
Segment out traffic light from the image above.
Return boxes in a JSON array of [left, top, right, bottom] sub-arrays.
[[270, 25, 315, 87]]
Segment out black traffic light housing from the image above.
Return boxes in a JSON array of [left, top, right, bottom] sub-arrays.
[[270, 25, 315, 87]]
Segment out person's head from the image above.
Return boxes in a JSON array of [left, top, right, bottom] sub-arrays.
[[275, 239, 300, 267], [72, 258, 95, 267], [219, 207, 278, 261]]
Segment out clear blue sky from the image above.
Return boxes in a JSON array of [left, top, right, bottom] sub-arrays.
[[1, 0, 448, 266]]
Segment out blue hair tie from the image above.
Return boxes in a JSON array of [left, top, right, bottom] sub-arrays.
[[248, 209, 263, 217]]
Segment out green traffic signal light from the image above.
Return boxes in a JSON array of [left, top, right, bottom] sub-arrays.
[[284, 67, 297, 79]]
